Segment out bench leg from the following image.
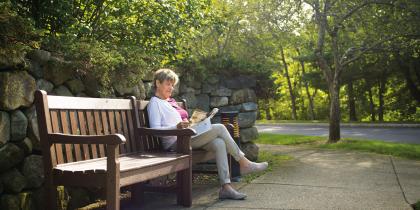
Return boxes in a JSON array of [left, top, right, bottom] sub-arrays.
[[106, 174, 120, 210], [45, 183, 58, 210], [177, 168, 192, 207]]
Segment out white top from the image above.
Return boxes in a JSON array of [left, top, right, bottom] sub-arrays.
[[147, 96, 182, 150]]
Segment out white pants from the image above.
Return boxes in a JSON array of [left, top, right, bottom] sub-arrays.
[[191, 124, 245, 185]]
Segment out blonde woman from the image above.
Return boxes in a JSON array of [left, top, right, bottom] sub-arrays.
[[147, 68, 268, 200]]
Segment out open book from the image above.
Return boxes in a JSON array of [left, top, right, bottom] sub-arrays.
[[189, 108, 218, 136]]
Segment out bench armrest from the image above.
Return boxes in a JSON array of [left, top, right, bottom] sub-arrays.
[[48, 133, 126, 145], [136, 127, 196, 137]]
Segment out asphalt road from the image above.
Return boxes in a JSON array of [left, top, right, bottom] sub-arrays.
[[256, 124, 420, 144]]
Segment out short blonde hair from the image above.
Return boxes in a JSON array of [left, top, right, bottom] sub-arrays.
[[153, 68, 179, 88]]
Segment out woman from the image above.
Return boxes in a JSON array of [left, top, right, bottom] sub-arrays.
[[147, 68, 268, 200]]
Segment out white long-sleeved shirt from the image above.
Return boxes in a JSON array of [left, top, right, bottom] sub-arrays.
[[147, 96, 182, 150]]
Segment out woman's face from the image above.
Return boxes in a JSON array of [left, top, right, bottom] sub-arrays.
[[156, 79, 175, 100]]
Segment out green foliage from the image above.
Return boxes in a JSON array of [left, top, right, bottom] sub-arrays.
[[0, 0, 39, 67]]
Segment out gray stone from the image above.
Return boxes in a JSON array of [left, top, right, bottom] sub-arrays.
[[210, 97, 228, 107], [184, 78, 201, 89], [0, 144, 24, 173], [195, 94, 210, 112], [36, 79, 54, 93], [218, 105, 242, 113], [0, 71, 36, 110], [211, 116, 221, 124], [82, 74, 103, 97], [44, 57, 74, 86], [24, 106, 40, 150], [172, 82, 180, 97], [22, 155, 44, 189], [241, 102, 258, 112], [202, 83, 217, 94], [76, 92, 88, 97], [52, 85, 73, 96], [230, 88, 257, 105], [238, 111, 257, 128], [137, 80, 146, 100], [0, 168, 26, 193], [0, 181, 2, 194], [65, 79, 85, 94], [11, 110, 28, 142], [240, 126, 259, 143], [180, 92, 197, 109], [144, 82, 153, 99], [207, 75, 219, 84], [26, 49, 51, 64], [211, 87, 232, 97], [223, 76, 256, 89], [17, 137, 32, 155], [179, 84, 196, 94], [0, 111, 10, 146], [0, 194, 20, 210], [28, 60, 44, 78], [113, 77, 140, 98], [241, 142, 259, 161]]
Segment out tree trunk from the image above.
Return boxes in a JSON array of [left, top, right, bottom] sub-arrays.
[[280, 46, 297, 120], [378, 72, 387, 122], [368, 88, 376, 121], [328, 75, 341, 143], [347, 81, 357, 121]]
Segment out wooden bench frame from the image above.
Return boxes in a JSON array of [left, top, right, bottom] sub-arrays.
[[35, 90, 195, 210]]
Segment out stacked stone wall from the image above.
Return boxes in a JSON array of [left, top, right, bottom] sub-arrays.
[[0, 49, 259, 209]]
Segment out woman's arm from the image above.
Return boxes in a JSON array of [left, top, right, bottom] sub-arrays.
[[147, 99, 178, 130]]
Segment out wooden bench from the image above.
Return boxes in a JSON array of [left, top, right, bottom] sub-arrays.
[[34, 90, 194, 210], [135, 99, 238, 175]]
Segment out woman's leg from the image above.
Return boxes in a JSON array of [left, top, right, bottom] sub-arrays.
[[191, 124, 245, 161], [200, 138, 231, 185]]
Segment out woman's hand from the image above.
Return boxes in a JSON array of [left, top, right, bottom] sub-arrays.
[[176, 121, 190, 129]]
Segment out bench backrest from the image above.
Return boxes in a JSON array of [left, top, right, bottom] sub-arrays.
[[136, 99, 187, 152], [35, 90, 139, 166]]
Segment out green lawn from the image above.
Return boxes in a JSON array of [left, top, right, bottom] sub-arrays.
[[256, 133, 420, 160]]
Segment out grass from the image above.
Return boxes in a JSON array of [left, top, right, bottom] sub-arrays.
[[241, 151, 292, 183], [414, 200, 420, 210], [256, 133, 420, 160]]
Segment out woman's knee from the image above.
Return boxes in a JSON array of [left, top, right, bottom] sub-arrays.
[[205, 138, 226, 152]]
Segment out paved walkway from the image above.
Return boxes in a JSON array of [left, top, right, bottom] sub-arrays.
[[127, 145, 420, 209]]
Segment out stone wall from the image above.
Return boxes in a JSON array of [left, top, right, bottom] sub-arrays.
[[0, 49, 259, 210]]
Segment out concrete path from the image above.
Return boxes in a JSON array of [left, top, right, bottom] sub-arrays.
[[257, 124, 420, 144], [126, 145, 420, 209]]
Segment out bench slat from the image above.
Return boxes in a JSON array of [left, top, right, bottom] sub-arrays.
[[54, 153, 189, 173], [69, 110, 83, 161], [50, 110, 64, 164], [86, 111, 99, 159], [60, 110, 74, 162], [126, 110, 137, 151], [114, 111, 126, 154], [77, 110, 91, 160], [93, 110, 106, 157], [47, 95, 132, 110], [121, 111, 132, 153]]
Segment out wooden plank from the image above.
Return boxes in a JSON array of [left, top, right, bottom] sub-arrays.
[[59, 110, 74, 163], [69, 110, 83, 161], [121, 110, 132, 153], [50, 110, 64, 164], [94, 111, 106, 157], [126, 110, 137, 152], [78, 111, 91, 160], [86, 111, 99, 159], [47, 95, 132, 110], [114, 111, 126, 154]]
